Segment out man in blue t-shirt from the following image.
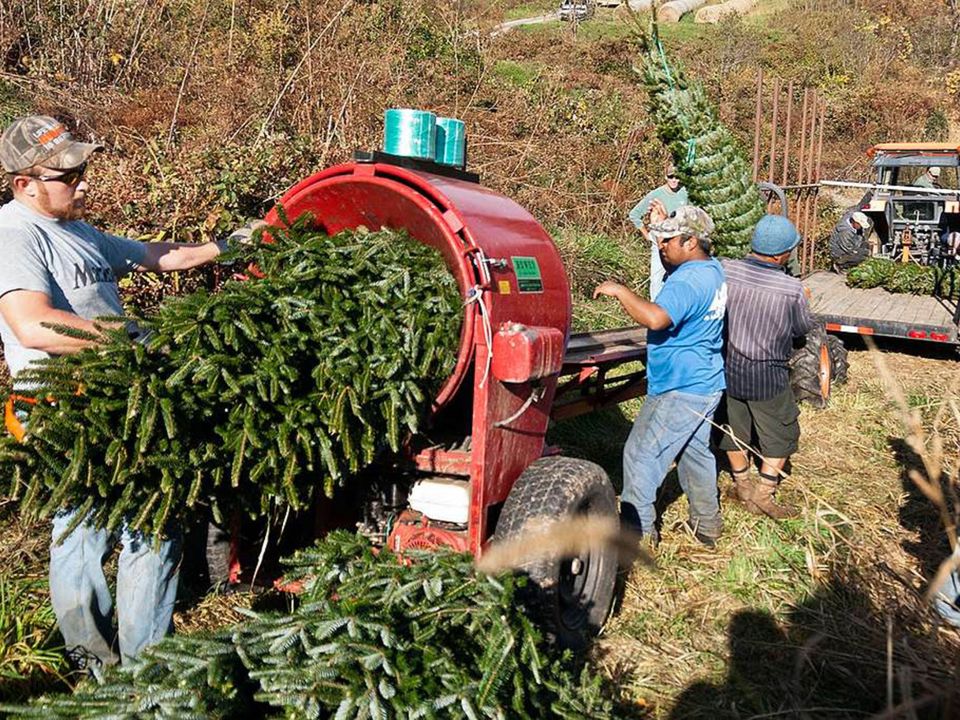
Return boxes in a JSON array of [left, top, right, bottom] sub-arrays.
[[594, 205, 726, 547]]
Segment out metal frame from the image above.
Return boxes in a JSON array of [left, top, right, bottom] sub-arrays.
[[752, 71, 825, 276], [551, 327, 648, 420]]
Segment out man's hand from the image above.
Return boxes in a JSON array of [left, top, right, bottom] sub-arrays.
[[593, 281, 625, 300], [217, 219, 267, 255], [648, 198, 668, 225]]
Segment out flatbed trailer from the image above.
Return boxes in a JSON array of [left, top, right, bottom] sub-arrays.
[[804, 270, 960, 345], [552, 326, 648, 421]]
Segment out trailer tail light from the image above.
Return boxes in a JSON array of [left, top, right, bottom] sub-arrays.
[[908, 330, 928, 339], [825, 323, 875, 335], [930, 332, 950, 342]]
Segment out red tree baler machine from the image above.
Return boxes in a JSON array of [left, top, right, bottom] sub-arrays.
[[264, 154, 648, 647]]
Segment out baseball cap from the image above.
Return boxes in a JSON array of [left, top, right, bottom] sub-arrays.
[[649, 205, 715, 242], [0, 115, 102, 174], [930, 166, 942, 177], [751, 214, 800, 255], [850, 211, 870, 228]]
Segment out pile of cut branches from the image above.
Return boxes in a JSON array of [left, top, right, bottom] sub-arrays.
[[1, 533, 621, 719], [0, 220, 462, 537], [846, 257, 960, 300]]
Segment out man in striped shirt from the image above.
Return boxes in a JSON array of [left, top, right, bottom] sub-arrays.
[[718, 215, 815, 519]]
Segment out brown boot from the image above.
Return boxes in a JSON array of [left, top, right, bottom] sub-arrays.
[[745, 473, 798, 519], [725, 467, 755, 505]]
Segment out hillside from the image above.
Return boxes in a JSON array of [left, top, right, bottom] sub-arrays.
[[1, 0, 960, 716]]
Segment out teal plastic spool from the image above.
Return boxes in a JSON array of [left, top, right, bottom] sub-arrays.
[[435, 117, 466, 168], [383, 108, 437, 161]]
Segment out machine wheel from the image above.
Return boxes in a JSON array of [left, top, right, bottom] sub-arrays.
[[827, 334, 849, 386], [790, 327, 847, 407], [493, 455, 618, 650]]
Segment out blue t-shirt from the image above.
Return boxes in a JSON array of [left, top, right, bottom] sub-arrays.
[[646, 258, 726, 396]]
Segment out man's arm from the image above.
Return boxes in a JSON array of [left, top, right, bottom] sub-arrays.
[[793, 292, 816, 337], [593, 281, 672, 330], [135, 241, 222, 273], [0, 290, 104, 354]]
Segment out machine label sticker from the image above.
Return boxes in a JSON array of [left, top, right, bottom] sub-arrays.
[[498, 280, 512, 295], [511, 256, 543, 293]]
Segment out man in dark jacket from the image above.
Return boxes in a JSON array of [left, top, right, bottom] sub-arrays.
[[828, 209, 872, 270], [719, 215, 815, 519]]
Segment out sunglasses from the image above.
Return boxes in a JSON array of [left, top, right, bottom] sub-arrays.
[[27, 163, 88, 186], [666, 174, 679, 180]]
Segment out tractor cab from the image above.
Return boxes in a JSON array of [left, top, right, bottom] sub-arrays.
[[861, 143, 960, 266]]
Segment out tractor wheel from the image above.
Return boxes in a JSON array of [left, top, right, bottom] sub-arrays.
[[493, 456, 618, 650], [790, 327, 847, 407], [827, 334, 849, 385]]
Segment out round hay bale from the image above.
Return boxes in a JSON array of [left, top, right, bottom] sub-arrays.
[[659, 0, 707, 22], [694, 0, 758, 23]]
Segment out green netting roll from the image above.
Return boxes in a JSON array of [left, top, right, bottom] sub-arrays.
[[435, 117, 466, 168], [384, 108, 437, 161]]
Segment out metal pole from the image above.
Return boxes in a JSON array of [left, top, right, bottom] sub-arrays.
[[768, 77, 780, 184], [796, 88, 810, 268], [810, 97, 826, 273], [797, 88, 809, 185], [752, 69, 763, 182], [781, 81, 794, 188], [803, 92, 819, 274]]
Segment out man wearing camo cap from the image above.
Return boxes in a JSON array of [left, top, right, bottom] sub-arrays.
[[0, 115, 248, 674], [594, 205, 727, 548]]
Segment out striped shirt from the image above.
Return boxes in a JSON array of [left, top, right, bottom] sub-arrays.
[[721, 257, 815, 400]]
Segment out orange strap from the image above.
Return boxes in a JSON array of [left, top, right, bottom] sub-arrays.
[[5, 394, 37, 442]]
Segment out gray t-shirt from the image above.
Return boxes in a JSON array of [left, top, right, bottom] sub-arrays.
[[0, 199, 147, 377]]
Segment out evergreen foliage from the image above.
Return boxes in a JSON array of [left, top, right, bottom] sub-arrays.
[[635, 22, 766, 257], [846, 257, 960, 299], [0, 222, 462, 537], [1, 533, 621, 719]]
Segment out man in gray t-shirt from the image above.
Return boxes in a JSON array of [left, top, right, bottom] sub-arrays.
[[0, 115, 239, 673]]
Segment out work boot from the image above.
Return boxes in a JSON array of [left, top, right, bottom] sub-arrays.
[[745, 473, 799, 519], [724, 467, 755, 505], [676, 519, 720, 549]]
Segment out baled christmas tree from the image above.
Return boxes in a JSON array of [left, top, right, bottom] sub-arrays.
[[1, 220, 462, 537], [636, 21, 765, 257]]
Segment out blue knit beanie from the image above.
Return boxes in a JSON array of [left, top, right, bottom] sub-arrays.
[[751, 215, 799, 256]]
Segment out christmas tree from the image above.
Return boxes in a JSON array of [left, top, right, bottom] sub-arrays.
[[635, 19, 766, 257], [1, 533, 622, 719], [846, 256, 960, 300], [0, 220, 462, 538]]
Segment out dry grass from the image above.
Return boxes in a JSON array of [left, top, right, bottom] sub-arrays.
[[595, 347, 960, 719]]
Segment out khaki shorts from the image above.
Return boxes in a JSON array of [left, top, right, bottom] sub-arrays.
[[717, 387, 800, 458]]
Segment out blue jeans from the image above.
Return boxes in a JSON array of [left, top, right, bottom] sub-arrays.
[[622, 390, 723, 539], [933, 546, 960, 628], [49, 509, 182, 673]]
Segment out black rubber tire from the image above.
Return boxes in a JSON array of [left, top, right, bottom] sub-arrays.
[[826, 334, 849, 386], [493, 456, 618, 650], [205, 520, 233, 587], [790, 327, 832, 408]]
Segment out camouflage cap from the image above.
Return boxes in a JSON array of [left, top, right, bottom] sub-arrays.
[[649, 205, 715, 242], [0, 115, 102, 174]]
